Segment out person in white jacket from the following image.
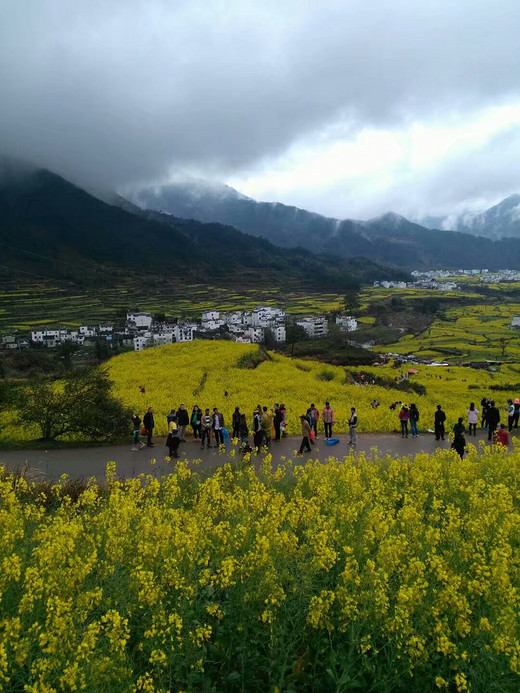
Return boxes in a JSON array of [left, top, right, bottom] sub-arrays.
[[467, 402, 479, 437]]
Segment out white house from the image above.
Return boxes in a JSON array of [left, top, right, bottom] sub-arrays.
[[511, 316, 520, 328], [296, 317, 328, 338], [173, 325, 194, 342], [1, 335, 17, 349], [152, 332, 173, 346], [201, 318, 224, 331], [126, 312, 153, 329], [234, 334, 252, 343], [336, 315, 358, 332], [273, 324, 286, 342], [133, 335, 149, 351], [98, 324, 113, 333], [31, 329, 68, 345], [251, 306, 285, 327], [245, 327, 265, 343], [31, 330, 45, 343], [222, 311, 244, 326], [202, 310, 220, 322], [79, 325, 96, 337]]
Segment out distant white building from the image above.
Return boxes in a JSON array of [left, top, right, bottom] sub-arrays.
[[511, 316, 520, 328], [173, 324, 194, 342], [296, 317, 328, 338], [273, 324, 286, 342], [251, 306, 285, 327], [79, 326, 96, 337], [133, 335, 149, 351], [222, 311, 244, 326], [202, 310, 220, 322], [1, 335, 17, 349], [31, 328, 68, 345], [336, 315, 358, 332], [152, 332, 173, 346], [245, 327, 265, 343], [126, 312, 153, 329]]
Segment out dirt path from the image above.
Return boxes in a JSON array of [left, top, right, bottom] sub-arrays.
[[0, 429, 510, 482]]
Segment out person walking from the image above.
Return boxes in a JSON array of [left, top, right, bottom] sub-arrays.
[[200, 408, 213, 449], [452, 417, 466, 459], [212, 407, 225, 447], [260, 406, 273, 447], [297, 415, 312, 455], [409, 403, 420, 438], [399, 404, 410, 438], [506, 399, 515, 432], [232, 407, 241, 439], [191, 405, 202, 439], [131, 413, 145, 451], [486, 400, 500, 441], [434, 405, 446, 441], [176, 404, 189, 441], [306, 403, 319, 438], [273, 404, 283, 442], [467, 402, 478, 436], [143, 407, 154, 447], [348, 407, 358, 445], [321, 401, 335, 439]]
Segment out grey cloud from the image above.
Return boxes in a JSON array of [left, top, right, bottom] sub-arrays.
[[1, 0, 520, 196]]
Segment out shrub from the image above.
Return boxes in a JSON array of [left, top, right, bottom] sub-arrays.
[[316, 369, 335, 382]]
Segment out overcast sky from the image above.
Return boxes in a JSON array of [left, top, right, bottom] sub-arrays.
[[2, 0, 520, 220]]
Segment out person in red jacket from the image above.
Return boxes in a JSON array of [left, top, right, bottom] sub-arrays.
[[494, 424, 509, 448], [399, 404, 410, 438]]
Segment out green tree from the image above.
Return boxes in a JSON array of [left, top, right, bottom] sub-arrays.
[[286, 321, 308, 357], [262, 327, 276, 349], [56, 342, 79, 369], [344, 289, 360, 314], [15, 367, 131, 441]]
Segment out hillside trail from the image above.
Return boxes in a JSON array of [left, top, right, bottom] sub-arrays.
[[0, 429, 512, 482]]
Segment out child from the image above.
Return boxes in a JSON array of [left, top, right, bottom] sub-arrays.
[[166, 415, 180, 458], [131, 413, 145, 451]]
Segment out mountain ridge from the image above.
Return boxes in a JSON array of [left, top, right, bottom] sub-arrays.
[[0, 166, 410, 291], [132, 180, 520, 269]]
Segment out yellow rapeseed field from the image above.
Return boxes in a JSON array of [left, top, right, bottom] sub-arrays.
[[107, 341, 518, 436], [1, 447, 520, 691]]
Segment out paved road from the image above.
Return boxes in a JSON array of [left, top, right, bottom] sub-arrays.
[[0, 429, 511, 482]]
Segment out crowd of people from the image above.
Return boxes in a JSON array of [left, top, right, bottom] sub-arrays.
[[394, 397, 513, 459], [130, 395, 517, 459], [130, 402, 352, 456]]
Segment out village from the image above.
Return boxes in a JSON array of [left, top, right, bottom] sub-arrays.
[[0, 306, 359, 352]]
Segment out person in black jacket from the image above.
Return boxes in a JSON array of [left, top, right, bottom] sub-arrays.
[[143, 407, 154, 447], [190, 405, 202, 439], [486, 400, 500, 441], [232, 407, 241, 439], [176, 404, 189, 441], [273, 403, 283, 442], [480, 397, 489, 429], [434, 404, 446, 441]]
